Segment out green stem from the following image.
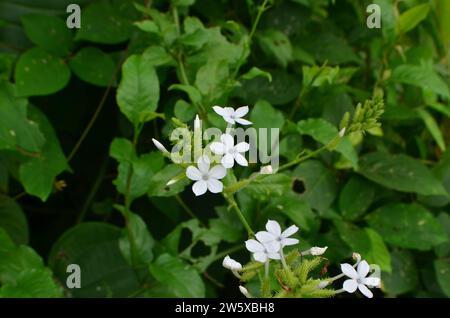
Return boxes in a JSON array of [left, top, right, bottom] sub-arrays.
[[224, 193, 254, 237]]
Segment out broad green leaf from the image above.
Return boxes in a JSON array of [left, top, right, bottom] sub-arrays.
[[382, 250, 419, 295], [119, 212, 154, 266], [75, 1, 132, 44], [195, 60, 229, 103], [241, 67, 272, 82], [134, 20, 159, 34], [416, 108, 446, 151], [335, 221, 391, 272], [48, 222, 140, 297], [142, 46, 173, 67], [0, 83, 45, 153], [292, 160, 338, 213], [19, 106, 68, 201], [339, 176, 376, 221], [69, 47, 115, 87], [149, 253, 205, 298], [358, 152, 448, 196], [174, 100, 196, 122], [0, 268, 62, 298], [434, 258, 450, 297], [391, 64, 450, 98], [257, 29, 292, 68], [246, 174, 292, 200], [297, 118, 358, 168], [169, 84, 202, 105], [435, 213, 450, 257], [367, 203, 447, 250], [0, 196, 28, 245], [0, 52, 15, 80], [397, 3, 430, 34], [0, 227, 15, 256], [147, 164, 189, 197], [15, 48, 71, 97], [373, 0, 397, 42], [117, 54, 160, 126], [21, 14, 73, 56], [250, 100, 285, 129]]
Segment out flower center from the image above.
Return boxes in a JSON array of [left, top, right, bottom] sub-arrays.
[[202, 174, 209, 181], [356, 277, 364, 284]]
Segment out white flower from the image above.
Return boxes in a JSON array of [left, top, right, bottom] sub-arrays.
[[341, 260, 381, 298], [213, 106, 252, 125], [152, 138, 169, 154], [222, 255, 242, 271], [255, 220, 299, 251], [310, 246, 328, 256], [210, 134, 250, 168], [239, 286, 250, 297], [186, 156, 227, 196], [245, 239, 281, 263]]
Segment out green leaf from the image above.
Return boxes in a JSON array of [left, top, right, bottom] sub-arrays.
[[382, 250, 418, 295], [358, 152, 448, 196], [367, 203, 448, 250], [142, 46, 173, 67], [75, 1, 132, 44], [147, 164, 189, 197], [241, 67, 272, 82], [172, 0, 196, 6], [397, 3, 430, 34], [169, 84, 202, 105], [292, 160, 337, 212], [391, 64, 450, 99], [119, 212, 154, 266], [339, 176, 376, 221], [117, 54, 160, 126], [434, 258, 450, 297], [48, 222, 140, 297], [435, 0, 450, 53], [21, 14, 73, 56], [250, 99, 285, 129], [302, 65, 339, 88], [69, 47, 115, 87], [0, 196, 28, 245], [416, 108, 446, 151], [435, 213, 450, 257], [257, 29, 292, 68], [0, 83, 45, 153], [297, 118, 358, 168], [246, 174, 292, 201], [19, 106, 68, 201], [194, 60, 229, 103], [134, 20, 159, 34], [0, 268, 62, 298], [149, 253, 205, 298], [15, 48, 71, 97], [174, 100, 196, 122]]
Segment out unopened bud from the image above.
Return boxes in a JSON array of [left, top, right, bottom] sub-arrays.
[[310, 246, 328, 256], [239, 286, 250, 297], [152, 138, 169, 154]]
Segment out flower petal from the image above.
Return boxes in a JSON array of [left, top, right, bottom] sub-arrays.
[[186, 166, 202, 181], [221, 134, 234, 148], [281, 238, 299, 247], [357, 260, 370, 278], [363, 277, 381, 287], [281, 225, 299, 238], [210, 142, 225, 155], [221, 154, 235, 169], [213, 106, 231, 116], [197, 155, 210, 174], [192, 180, 207, 196], [209, 165, 227, 179], [234, 153, 248, 166], [235, 118, 252, 125], [340, 263, 358, 279], [265, 220, 282, 236], [343, 279, 358, 293], [264, 240, 281, 253], [235, 142, 250, 153], [234, 106, 249, 117], [207, 178, 223, 193], [358, 284, 373, 298], [255, 231, 276, 243], [245, 239, 264, 253], [267, 252, 281, 260], [223, 116, 236, 125], [253, 252, 268, 263]]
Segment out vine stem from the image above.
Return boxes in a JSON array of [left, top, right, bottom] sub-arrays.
[[224, 193, 254, 237]]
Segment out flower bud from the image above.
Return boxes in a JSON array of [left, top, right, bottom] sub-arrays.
[[310, 246, 328, 256], [152, 138, 169, 154], [239, 286, 250, 297], [222, 255, 242, 271]]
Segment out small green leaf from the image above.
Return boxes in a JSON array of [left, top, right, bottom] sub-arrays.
[[0, 196, 28, 245], [169, 84, 202, 105], [147, 164, 189, 197], [69, 47, 115, 87], [195, 60, 229, 103], [174, 100, 196, 121], [339, 176, 376, 221], [142, 46, 173, 67], [246, 174, 292, 200], [250, 100, 285, 129], [382, 250, 418, 295], [434, 258, 450, 297], [397, 3, 430, 34], [416, 108, 446, 151], [257, 29, 292, 68], [15, 48, 71, 97], [134, 20, 159, 34], [241, 67, 272, 82], [0, 268, 62, 298]]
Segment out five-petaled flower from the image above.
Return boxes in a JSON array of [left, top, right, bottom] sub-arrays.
[[341, 260, 381, 298], [245, 239, 281, 263], [210, 134, 250, 168], [213, 106, 252, 125], [186, 156, 227, 196], [255, 220, 299, 251]]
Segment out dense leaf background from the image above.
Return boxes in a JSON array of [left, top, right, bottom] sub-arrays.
[[0, 0, 449, 298]]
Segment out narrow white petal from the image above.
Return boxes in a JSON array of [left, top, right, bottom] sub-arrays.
[[207, 178, 223, 193], [343, 279, 358, 293], [253, 252, 268, 263], [235, 142, 250, 153], [234, 106, 249, 117], [363, 277, 381, 287], [281, 238, 299, 247], [281, 225, 299, 238], [197, 156, 210, 174], [245, 239, 264, 253], [186, 166, 202, 181], [264, 240, 281, 253], [358, 284, 373, 298], [235, 118, 252, 125], [209, 142, 225, 155], [268, 252, 281, 260], [265, 220, 282, 236], [221, 154, 235, 168], [223, 116, 236, 125], [341, 263, 358, 279], [192, 180, 207, 196], [357, 260, 370, 278], [209, 165, 227, 179], [213, 106, 226, 116], [223, 107, 235, 116], [255, 231, 277, 243], [221, 134, 235, 148]]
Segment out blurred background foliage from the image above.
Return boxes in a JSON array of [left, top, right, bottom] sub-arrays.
[[0, 0, 449, 298]]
